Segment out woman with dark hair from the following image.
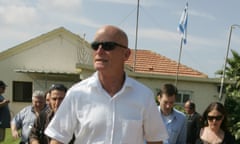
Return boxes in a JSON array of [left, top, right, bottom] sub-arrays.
[[196, 102, 235, 144]]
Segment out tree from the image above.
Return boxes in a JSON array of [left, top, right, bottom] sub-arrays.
[[216, 49, 240, 141]]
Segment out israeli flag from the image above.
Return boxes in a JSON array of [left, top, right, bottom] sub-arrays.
[[177, 2, 188, 44]]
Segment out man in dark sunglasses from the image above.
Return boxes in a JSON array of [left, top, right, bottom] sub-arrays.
[[45, 25, 168, 144]]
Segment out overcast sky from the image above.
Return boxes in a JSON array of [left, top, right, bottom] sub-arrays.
[[1, 0, 240, 78]]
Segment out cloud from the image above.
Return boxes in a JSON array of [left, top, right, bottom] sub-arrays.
[[128, 27, 222, 48], [0, 5, 37, 25], [189, 10, 216, 21], [95, 0, 135, 5], [0, 27, 33, 51], [68, 16, 101, 28], [139, 28, 179, 41], [38, 0, 82, 12], [95, 0, 156, 7]]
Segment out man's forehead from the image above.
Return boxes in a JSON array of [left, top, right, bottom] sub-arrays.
[[51, 95, 65, 98], [33, 96, 44, 100], [95, 26, 123, 41], [161, 95, 175, 101]]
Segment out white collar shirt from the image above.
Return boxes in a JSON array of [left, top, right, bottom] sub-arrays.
[[45, 72, 168, 144]]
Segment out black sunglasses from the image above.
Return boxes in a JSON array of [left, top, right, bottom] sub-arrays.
[[91, 41, 128, 51], [207, 115, 223, 121]]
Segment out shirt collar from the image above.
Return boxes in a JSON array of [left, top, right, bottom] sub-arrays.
[[88, 71, 133, 89], [31, 104, 48, 113]]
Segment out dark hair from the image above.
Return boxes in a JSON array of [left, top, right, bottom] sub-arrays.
[[49, 84, 67, 93], [189, 101, 195, 110], [159, 83, 178, 97], [0, 80, 7, 88], [201, 102, 228, 131], [44, 90, 50, 98]]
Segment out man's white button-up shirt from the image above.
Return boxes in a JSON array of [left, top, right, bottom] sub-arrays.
[[45, 72, 168, 144]]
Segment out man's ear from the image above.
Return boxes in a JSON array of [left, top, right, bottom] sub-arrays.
[[124, 49, 131, 60]]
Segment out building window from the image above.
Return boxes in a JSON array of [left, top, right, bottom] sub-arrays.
[[176, 90, 193, 104], [154, 88, 193, 106], [13, 81, 32, 102]]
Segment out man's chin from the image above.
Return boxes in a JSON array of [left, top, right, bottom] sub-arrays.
[[94, 64, 105, 70]]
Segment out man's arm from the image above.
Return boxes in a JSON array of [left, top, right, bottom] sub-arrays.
[[0, 99, 10, 108], [10, 123, 20, 139]]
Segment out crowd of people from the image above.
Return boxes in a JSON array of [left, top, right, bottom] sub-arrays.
[[0, 25, 237, 144]]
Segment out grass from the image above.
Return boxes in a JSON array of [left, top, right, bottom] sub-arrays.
[[1, 128, 20, 144]]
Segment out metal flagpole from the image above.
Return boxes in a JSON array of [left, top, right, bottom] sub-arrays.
[[133, 0, 140, 72], [219, 24, 240, 101], [175, 38, 183, 87], [176, 2, 188, 87]]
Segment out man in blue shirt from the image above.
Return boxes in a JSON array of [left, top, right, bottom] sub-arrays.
[[157, 83, 187, 144], [11, 90, 48, 144]]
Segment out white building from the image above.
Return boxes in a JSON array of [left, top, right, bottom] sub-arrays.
[[0, 27, 226, 116]]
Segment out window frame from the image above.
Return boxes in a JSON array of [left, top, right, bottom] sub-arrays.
[[12, 81, 32, 102]]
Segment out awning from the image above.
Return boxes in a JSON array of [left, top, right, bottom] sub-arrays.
[[15, 68, 78, 75], [15, 68, 80, 81]]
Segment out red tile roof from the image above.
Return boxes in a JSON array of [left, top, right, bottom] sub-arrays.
[[125, 49, 208, 78]]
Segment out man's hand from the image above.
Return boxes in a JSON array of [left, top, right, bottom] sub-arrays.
[[11, 129, 20, 139]]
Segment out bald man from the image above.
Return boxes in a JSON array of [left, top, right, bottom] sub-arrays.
[[45, 25, 168, 144], [184, 100, 201, 144]]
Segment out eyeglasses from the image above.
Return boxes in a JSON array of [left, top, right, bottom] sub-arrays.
[[91, 41, 128, 51], [207, 115, 223, 121], [49, 84, 67, 93]]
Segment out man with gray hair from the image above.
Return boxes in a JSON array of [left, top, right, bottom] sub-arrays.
[[11, 90, 48, 144]]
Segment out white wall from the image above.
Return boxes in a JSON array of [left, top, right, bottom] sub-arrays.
[[0, 34, 89, 116]]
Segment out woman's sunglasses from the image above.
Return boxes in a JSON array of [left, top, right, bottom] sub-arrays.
[[207, 115, 223, 121], [91, 41, 128, 51]]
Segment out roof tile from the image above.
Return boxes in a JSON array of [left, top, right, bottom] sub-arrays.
[[125, 49, 208, 78]]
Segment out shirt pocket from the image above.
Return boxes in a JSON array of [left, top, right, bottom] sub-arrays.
[[121, 120, 142, 144]]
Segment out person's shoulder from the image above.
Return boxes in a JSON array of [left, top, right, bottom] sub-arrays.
[[224, 130, 235, 142], [42, 106, 51, 114], [71, 79, 89, 88], [39, 108, 52, 119], [194, 112, 202, 119], [13, 105, 32, 119], [64, 76, 97, 101], [173, 108, 185, 115], [173, 109, 186, 119], [68, 79, 92, 94], [19, 105, 32, 112], [195, 111, 201, 116], [71, 74, 97, 89]]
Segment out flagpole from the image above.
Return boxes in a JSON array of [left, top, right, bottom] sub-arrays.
[[175, 38, 183, 87], [218, 24, 240, 101], [133, 0, 140, 72], [176, 2, 188, 87]]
